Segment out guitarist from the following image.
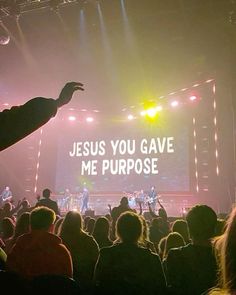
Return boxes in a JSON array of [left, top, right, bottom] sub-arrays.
[[0, 186, 12, 207], [147, 186, 158, 213]]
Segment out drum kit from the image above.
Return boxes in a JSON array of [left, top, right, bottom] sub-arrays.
[[125, 190, 158, 209]]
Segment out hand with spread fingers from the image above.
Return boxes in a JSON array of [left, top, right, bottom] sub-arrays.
[[56, 82, 84, 108]]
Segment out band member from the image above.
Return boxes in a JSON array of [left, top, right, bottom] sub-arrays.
[[80, 188, 89, 214], [62, 188, 72, 211], [0, 186, 12, 206], [148, 186, 158, 212], [135, 190, 146, 207]]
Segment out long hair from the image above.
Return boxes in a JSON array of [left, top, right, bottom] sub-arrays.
[[59, 211, 84, 242], [220, 207, 236, 292]]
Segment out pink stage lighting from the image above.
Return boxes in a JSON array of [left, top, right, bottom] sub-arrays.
[[171, 100, 179, 107], [189, 95, 197, 101], [68, 116, 76, 121], [86, 117, 94, 123]]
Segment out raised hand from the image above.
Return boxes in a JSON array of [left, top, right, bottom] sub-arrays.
[[56, 82, 84, 108]]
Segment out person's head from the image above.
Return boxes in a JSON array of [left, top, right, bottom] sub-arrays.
[[163, 232, 185, 258], [30, 206, 56, 232], [87, 218, 95, 235], [5, 186, 10, 191], [120, 196, 129, 206], [3, 202, 12, 213], [158, 237, 166, 260], [60, 211, 83, 239], [172, 219, 190, 243], [1, 217, 15, 239], [93, 217, 110, 238], [151, 186, 155, 191], [21, 199, 30, 209], [42, 188, 51, 199], [116, 212, 142, 244], [53, 217, 64, 236], [151, 217, 163, 228], [14, 212, 30, 238], [139, 215, 149, 241], [186, 205, 217, 242]]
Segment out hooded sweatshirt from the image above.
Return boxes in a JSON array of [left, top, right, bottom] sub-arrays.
[[6, 230, 73, 279]]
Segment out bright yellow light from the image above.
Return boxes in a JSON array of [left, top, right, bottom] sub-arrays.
[[146, 108, 157, 118], [140, 110, 146, 116], [155, 106, 163, 112]]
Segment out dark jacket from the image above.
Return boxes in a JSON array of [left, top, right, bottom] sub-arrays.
[[166, 244, 218, 295], [94, 243, 167, 295], [36, 198, 60, 215], [0, 97, 58, 151]]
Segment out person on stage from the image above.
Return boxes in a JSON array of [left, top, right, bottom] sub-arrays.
[[135, 190, 146, 207], [0, 186, 12, 206], [80, 188, 89, 214], [147, 186, 158, 213]]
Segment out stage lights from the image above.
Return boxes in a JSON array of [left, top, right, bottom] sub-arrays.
[[190, 95, 197, 101], [140, 105, 163, 119], [171, 100, 179, 107], [86, 117, 94, 123], [146, 108, 157, 118], [127, 114, 134, 120], [140, 110, 146, 116], [68, 115, 76, 121]]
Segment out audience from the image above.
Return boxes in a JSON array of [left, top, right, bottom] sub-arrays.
[[110, 196, 134, 238], [166, 205, 218, 295], [171, 219, 191, 244], [36, 188, 60, 215], [94, 211, 166, 295], [0, 217, 15, 249], [6, 206, 73, 278], [209, 207, 236, 294], [59, 211, 99, 293], [5, 212, 30, 254], [0, 186, 231, 295], [163, 232, 186, 260], [139, 215, 156, 253], [92, 217, 113, 249], [86, 217, 96, 235]]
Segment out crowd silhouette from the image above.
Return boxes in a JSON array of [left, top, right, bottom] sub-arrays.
[[0, 188, 233, 295]]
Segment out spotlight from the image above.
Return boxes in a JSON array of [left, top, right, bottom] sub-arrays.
[[140, 110, 146, 116], [189, 95, 197, 101], [155, 106, 163, 112], [146, 108, 157, 118], [86, 117, 94, 122], [68, 116, 76, 121], [127, 114, 134, 120], [171, 100, 179, 107]]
